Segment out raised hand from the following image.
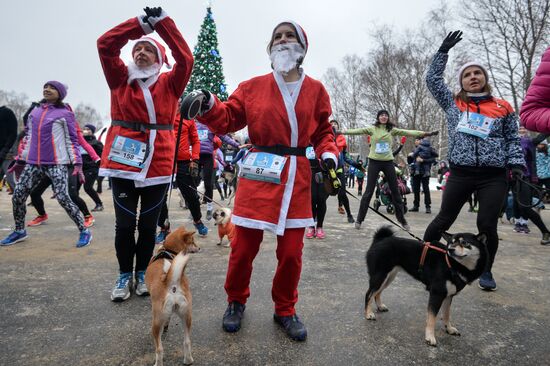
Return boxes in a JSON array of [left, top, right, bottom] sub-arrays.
[[438, 30, 463, 53]]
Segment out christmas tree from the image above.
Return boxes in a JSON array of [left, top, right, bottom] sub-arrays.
[[184, 6, 229, 101]]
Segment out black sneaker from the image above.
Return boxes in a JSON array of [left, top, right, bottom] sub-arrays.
[[273, 314, 307, 341], [409, 206, 419, 212], [425, 206, 431, 214], [222, 302, 245, 333], [91, 204, 104, 212], [347, 215, 355, 223]]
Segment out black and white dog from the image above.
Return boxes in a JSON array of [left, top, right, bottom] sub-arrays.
[[364, 226, 488, 346]]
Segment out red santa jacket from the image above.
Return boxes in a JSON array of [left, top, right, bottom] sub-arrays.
[[97, 16, 193, 186], [198, 72, 338, 235], [173, 114, 200, 161]]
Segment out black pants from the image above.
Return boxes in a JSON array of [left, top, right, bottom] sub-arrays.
[[411, 175, 431, 208], [199, 153, 214, 203], [158, 160, 203, 227], [311, 173, 328, 228], [423, 169, 508, 272], [82, 167, 102, 206], [111, 178, 168, 273], [337, 172, 352, 216], [357, 177, 364, 194], [31, 166, 90, 217], [358, 159, 405, 224], [512, 179, 549, 234]]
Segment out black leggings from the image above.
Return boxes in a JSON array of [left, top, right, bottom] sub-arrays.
[[111, 178, 168, 273], [357, 177, 364, 194], [31, 166, 90, 217], [337, 172, 352, 216], [158, 160, 203, 227], [311, 173, 328, 228], [82, 167, 102, 206], [358, 159, 405, 224], [411, 175, 431, 207], [423, 169, 508, 272], [512, 179, 549, 234], [199, 153, 214, 203]]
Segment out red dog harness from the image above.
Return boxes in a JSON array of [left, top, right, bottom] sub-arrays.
[[419, 242, 451, 269]]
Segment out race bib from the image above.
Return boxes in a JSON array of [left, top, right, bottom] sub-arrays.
[[457, 112, 495, 139], [305, 146, 316, 160], [375, 142, 390, 154], [197, 129, 209, 141], [225, 154, 234, 162], [108, 135, 148, 168], [240, 152, 287, 184]]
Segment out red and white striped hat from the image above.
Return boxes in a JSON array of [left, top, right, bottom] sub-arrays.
[[267, 21, 309, 54]]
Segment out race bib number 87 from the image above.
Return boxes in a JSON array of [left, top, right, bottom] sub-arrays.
[[240, 152, 287, 184]]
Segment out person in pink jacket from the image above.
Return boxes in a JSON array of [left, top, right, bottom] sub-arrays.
[[520, 46, 550, 132]]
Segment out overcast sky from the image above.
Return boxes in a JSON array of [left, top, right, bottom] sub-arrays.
[[3, 0, 443, 121]]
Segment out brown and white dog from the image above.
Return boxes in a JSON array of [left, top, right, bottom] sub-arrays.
[[212, 207, 236, 247], [145, 227, 200, 366]]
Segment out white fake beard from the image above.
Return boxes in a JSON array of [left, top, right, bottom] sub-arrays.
[[269, 43, 305, 75], [127, 61, 161, 84]]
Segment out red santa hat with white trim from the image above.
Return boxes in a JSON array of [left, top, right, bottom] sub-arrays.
[[267, 21, 309, 54], [132, 36, 171, 69]]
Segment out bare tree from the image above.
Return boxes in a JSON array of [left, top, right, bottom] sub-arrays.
[[73, 103, 103, 129], [0, 89, 31, 126], [461, 0, 550, 110]]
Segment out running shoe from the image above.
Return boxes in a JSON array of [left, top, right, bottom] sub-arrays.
[[111, 272, 133, 302], [273, 314, 307, 341], [27, 214, 48, 227], [305, 227, 315, 239], [223, 301, 246, 333], [194, 221, 208, 236], [355, 222, 362, 230], [478, 271, 497, 291], [91, 204, 104, 212], [522, 224, 531, 234], [76, 229, 92, 248], [206, 209, 213, 221], [347, 215, 355, 223], [134, 270, 149, 296], [84, 215, 95, 228], [541, 233, 550, 245], [513, 223, 523, 233], [315, 227, 325, 239], [1, 230, 28, 246], [338, 206, 345, 215], [155, 229, 170, 244]]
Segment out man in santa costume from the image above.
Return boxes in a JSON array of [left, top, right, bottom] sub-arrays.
[[194, 21, 339, 341], [97, 7, 193, 302]]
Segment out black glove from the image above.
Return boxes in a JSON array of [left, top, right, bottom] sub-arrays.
[[143, 7, 163, 28], [438, 30, 463, 53], [180, 90, 213, 120], [510, 165, 524, 180], [322, 158, 336, 171], [423, 131, 439, 137]]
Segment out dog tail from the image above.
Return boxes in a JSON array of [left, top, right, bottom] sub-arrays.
[[166, 252, 191, 286], [372, 225, 395, 243]]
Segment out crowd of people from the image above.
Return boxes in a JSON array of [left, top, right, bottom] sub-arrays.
[[2, 7, 550, 344]]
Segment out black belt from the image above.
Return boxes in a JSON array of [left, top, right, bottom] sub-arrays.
[[253, 145, 306, 156], [112, 120, 173, 133]]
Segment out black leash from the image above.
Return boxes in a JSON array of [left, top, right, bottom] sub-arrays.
[[513, 176, 548, 209], [344, 188, 424, 242]]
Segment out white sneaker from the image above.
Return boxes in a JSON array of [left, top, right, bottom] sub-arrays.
[[111, 272, 132, 302]]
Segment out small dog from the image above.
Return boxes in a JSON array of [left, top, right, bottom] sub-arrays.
[[364, 226, 488, 346], [212, 207, 236, 247], [145, 227, 200, 366]]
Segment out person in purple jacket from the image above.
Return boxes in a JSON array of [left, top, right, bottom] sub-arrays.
[[0, 81, 92, 248], [195, 120, 240, 220]]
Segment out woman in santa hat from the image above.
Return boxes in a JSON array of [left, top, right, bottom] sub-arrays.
[[97, 7, 193, 302], [190, 21, 339, 341]]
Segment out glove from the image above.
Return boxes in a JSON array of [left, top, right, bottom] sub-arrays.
[[189, 160, 199, 178], [143, 7, 163, 29], [322, 158, 336, 171], [72, 164, 85, 184], [438, 30, 463, 53], [7, 160, 26, 181], [180, 90, 213, 120], [400, 136, 407, 145], [510, 165, 524, 180], [423, 131, 439, 138]]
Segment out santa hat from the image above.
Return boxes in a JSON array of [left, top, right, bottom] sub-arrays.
[[457, 61, 488, 89], [132, 37, 171, 69], [44, 80, 68, 101], [267, 21, 308, 54]]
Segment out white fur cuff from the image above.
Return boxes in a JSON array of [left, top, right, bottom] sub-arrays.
[[137, 15, 154, 34]]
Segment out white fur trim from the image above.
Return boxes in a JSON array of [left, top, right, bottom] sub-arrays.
[[286, 218, 315, 228], [321, 152, 338, 167], [232, 214, 278, 234], [137, 15, 154, 34], [98, 168, 172, 187], [148, 10, 169, 27]]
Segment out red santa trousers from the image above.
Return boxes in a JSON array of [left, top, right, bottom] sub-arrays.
[[224, 225, 305, 316]]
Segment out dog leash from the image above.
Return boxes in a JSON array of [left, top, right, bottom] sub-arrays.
[[513, 176, 548, 209], [344, 188, 424, 242]]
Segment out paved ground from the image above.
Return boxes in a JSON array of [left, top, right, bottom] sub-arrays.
[[1, 185, 549, 366]]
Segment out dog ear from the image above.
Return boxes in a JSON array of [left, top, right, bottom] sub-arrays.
[[441, 232, 453, 243], [183, 231, 195, 242], [476, 233, 488, 244]]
